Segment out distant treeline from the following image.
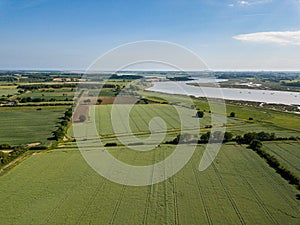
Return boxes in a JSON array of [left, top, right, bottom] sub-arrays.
[[216, 71, 300, 80], [17, 83, 122, 91], [18, 83, 77, 90], [168, 76, 193, 81], [109, 74, 144, 80], [282, 81, 300, 87]]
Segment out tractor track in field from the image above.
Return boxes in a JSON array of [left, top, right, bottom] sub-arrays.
[[163, 150, 169, 225], [109, 152, 139, 225], [264, 145, 300, 174], [43, 154, 94, 225], [143, 149, 157, 225], [114, 105, 131, 134], [211, 162, 246, 225], [148, 106, 178, 129], [134, 106, 154, 131], [238, 147, 298, 213], [170, 152, 180, 225], [131, 107, 149, 133], [171, 175, 179, 225], [138, 106, 166, 131], [274, 143, 300, 160], [243, 177, 279, 225], [192, 164, 213, 225], [76, 180, 107, 225], [222, 149, 279, 225], [109, 185, 127, 225], [76, 149, 125, 225]]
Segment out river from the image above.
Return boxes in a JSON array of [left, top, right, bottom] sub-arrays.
[[146, 80, 300, 106]]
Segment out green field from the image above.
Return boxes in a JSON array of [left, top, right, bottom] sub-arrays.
[[20, 89, 75, 101], [0, 106, 68, 145], [93, 104, 242, 137], [141, 91, 300, 131], [0, 143, 298, 224], [263, 142, 300, 177], [0, 86, 18, 96], [1, 84, 300, 225]]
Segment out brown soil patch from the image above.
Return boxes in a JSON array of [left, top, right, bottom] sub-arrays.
[[27, 142, 41, 148]]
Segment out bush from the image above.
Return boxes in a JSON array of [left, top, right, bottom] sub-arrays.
[[104, 142, 117, 147], [196, 111, 204, 118], [0, 144, 12, 149], [229, 112, 235, 117]]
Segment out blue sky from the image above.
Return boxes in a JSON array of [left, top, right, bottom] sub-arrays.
[[0, 0, 300, 70]]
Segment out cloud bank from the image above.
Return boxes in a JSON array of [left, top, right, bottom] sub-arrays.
[[233, 31, 300, 45]]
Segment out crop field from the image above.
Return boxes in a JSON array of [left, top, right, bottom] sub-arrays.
[[0, 106, 68, 145], [263, 142, 300, 177], [0, 143, 298, 224], [93, 104, 242, 137], [20, 89, 75, 101]]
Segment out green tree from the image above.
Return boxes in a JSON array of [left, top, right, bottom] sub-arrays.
[[200, 132, 211, 143], [229, 112, 235, 117], [249, 139, 262, 151], [224, 132, 233, 142], [196, 111, 204, 118]]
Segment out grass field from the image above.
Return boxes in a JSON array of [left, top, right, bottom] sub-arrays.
[[92, 104, 242, 137], [0, 86, 18, 96], [0, 143, 298, 224], [0, 106, 68, 145], [141, 91, 300, 131], [20, 89, 75, 101]]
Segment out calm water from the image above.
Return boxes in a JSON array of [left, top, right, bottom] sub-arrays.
[[147, 81, 300, 105]]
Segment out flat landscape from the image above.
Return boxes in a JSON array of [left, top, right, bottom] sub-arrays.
[[0, 72, 299, 225], [0, 143, 298, 225]]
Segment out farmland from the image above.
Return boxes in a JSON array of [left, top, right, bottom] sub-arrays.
[[0, 86, 18, 96], [0, 106, 69, 145], [20, 89, 75, 101], [0, 143, 298, 224], [0, 73, 299, 225], [263, 142, 300, 177]]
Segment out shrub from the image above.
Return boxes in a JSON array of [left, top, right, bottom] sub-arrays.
[[104, 142, 117, 147], [229, 112, 235, 117]]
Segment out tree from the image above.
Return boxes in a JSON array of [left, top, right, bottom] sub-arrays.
[[97, 99, 103, 104], [200, 132, 211, 143], [224, 132, 233, 142], [249, 139, 262, 151], [229, 112, 235, 117], [196, 111, 204, 118], [79, 115, 86, 122]]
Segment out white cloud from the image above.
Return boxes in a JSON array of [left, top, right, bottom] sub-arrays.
[[229, 0, 272, 7], [233, 31, 300, 45], [238, 1, 251, 6]]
